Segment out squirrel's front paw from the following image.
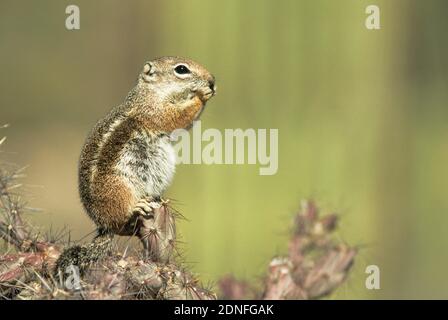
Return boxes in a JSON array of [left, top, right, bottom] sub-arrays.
[[133, 199, 160, 217]]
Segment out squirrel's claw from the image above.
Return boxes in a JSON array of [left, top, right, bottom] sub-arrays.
[[133, 199, 155, 217], [160, 198, 170, 205]]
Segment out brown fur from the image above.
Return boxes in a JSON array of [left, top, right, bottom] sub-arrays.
[[141, 96, 205, 133]]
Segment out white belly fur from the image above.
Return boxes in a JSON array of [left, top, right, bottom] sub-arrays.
[[115, 132, 176, 199]]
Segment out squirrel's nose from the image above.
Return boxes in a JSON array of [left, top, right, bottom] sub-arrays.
[[208, 77, 216, 93]]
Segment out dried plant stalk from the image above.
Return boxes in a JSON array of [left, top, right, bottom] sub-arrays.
[[219, 200, 356, 300]]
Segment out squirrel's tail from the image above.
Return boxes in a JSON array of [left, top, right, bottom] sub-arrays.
[[54, 231, 113, 278]]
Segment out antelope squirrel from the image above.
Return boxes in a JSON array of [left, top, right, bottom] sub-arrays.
[[56, 57, 215, 273]]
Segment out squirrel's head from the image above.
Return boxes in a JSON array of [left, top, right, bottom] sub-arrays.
[[133, 56, 216, 132]]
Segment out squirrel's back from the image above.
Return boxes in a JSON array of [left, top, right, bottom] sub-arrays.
[[78, 105, 132, 233]]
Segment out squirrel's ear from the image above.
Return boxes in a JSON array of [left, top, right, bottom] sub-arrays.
[[141, 62, 155, 82]]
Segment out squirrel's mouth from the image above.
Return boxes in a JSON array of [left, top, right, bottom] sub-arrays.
[[198, 86, 216, 103]]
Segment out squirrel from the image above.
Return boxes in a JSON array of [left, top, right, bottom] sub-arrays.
[[55, 56, 216, 275]]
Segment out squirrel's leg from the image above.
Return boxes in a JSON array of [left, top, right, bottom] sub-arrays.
[[131, 198, 157, 258], [133, 202, 154, 259]]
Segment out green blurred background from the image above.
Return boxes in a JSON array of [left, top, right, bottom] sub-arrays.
[[1, 0, 448, 299]]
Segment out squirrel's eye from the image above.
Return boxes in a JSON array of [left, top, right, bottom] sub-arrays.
[[174, 65, 191, 75]]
